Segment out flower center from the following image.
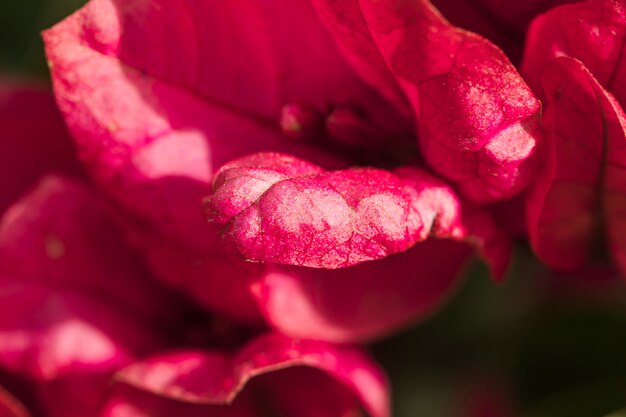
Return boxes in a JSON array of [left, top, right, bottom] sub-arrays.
[[279, 102, 419, 168]]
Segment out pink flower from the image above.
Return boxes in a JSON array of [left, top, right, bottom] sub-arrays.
[[0, 84, 389, 416], [42, 0, 518, 344]]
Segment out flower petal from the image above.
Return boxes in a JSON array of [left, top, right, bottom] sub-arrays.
[[252, 239, 472, 342], [527, 57, 626, 272], [114, 333, 389, 417], [0, 83, 82, 215], [205, 153, 465, 269], [355, 0, 541, 202], [523, 0, 626, 102]]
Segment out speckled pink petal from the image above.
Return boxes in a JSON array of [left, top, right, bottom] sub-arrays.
[[114, 333, 389, 417], [523, 0, 626, 102], [43, 0, 406, 253], [355, 0, 541, 202], [0, 83, 82, 215], [205, 153, 466, 269], [252, 239, 472, 342], [527, 57, 626, 272], [0, 385, 30, 417]]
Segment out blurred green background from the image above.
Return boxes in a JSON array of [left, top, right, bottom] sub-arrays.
[[2, 1, 626, 416]]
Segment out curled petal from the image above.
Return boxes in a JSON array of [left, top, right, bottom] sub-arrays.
[[113, 333, 389, 417], [205, 153, 465, 269], [523, 0, 626, 102], [340, 0, 541, 202], [527, 57, 626, 272]]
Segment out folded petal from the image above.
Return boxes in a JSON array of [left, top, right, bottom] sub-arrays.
[[354, 0, 541, 202], [113, 333, 389, 417], [205, 153, 465, 269], [523, 0, 626, 102], [527, 57, 626, 272], [252, 239, 472, 342], [0, 83, 82, 215]]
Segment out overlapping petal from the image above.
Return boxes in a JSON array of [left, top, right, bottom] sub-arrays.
[[107, 333, 389, 417], [527, 57, 626, 272], [0, 176, 167, 380], [205, 153, 465, 269], [523, 0, 626, 102], [314, 0, 541, 202]]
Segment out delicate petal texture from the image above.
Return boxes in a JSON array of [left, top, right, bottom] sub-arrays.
[[43, 0, 405, 251], [527, 57, 626, 272], [205, 153, 465, 269], [252, 240, 472, 342], [352, 0, 541, 202], [115, 333, 389, 417], [0, 177, 164, 380], [0, 385, 30, 417], [0, 83, 82, 215], [523, 0, 626, 102]]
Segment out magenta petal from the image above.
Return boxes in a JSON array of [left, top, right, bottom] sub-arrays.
[[0, 176, 174, 322], [527, 57, 626, 272], [0, 282, 157, 380], [115, 333, 389, 417], [0, 83, 82, 215], [523, 0, 626, 102], [0, 385, 30, 417], [355, 0, 541, 202], [252, 240, 472, 342], [205, 153, 466, 269]]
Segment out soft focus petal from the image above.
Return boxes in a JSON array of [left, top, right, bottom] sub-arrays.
[[205, 153, 465, 269], [527, 57, 626, 272], [0, 177, 165, 380], [252, 239, 472, 342], [523, 0, 626, 102], [0, 83, 82, 215], [0, 385, 30, 417], [353, 0, 541, 202], [0, 282, 157, 380], [43, 0, 405, 252], [114, 333, 389, 417], [0, 176, 175, 322]]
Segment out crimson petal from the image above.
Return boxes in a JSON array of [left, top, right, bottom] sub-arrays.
[[205, 153, 465, 269], [523, 0, 626, 103], [527, 57, 626, 272], [112, 333, 389, 417]]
